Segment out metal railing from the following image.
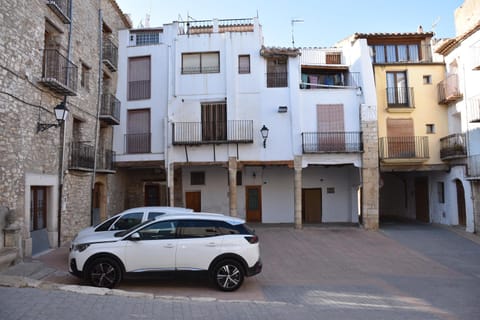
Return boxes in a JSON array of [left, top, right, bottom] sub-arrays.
[[468, 95, 480, 122], [302, 132, 363, 153], [300, 72, 360, 89], [266, 72, 288, 88], [467, 155, 480, 178], [127, 80, 151, 100], [100, 93, 121, 125], [172, 120, 253, 145], [102, 38, 118, 71], [40, 49, 77, 95], [386, 87, 414, 108], [46, 0, 71, 23], [379, 136, 429, 160], [440, 133, 467, 160], [69, 142, 115, 171], [125, 133, 151, 153], [177, 18, 254, 35], [437, 73, 462, 104]]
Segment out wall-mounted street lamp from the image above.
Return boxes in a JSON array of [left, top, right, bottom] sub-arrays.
[[260, 124, 269, 148], [37, 101, 69, 133]]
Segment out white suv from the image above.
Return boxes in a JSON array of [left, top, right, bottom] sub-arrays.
[[69, 213, 262, 291]]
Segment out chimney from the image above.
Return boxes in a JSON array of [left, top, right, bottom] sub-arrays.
[[417, 25, 424, 33]]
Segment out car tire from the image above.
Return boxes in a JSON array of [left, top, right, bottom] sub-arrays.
[[86, 257, 122, 289], [212, 259, 244, 291]]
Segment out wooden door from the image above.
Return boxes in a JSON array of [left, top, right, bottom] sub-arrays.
[[302, 188, 322, 223], [415, 177, 429, 223], [185, 191, 201, 212], [387, 118, 415, 157], [456, 180, 466, 226], [317, 104, 345, 151], [246, 186, 262, 222], [145, 184, 160, 206]]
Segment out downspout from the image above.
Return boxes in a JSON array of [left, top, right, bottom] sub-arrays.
[[91, 4, 103, 224], [58, 0, 73, 246]]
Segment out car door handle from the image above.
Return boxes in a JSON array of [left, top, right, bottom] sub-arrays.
[[164, 243, 175, 248], [206, 242, 217, 247]]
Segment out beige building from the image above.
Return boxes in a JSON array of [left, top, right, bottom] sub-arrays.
[[0, 0, 131, 267]]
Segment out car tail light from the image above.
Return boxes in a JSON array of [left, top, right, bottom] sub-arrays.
[[244, 235, 259, 244]]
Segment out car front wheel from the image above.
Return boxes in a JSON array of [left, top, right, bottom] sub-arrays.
[[212, 259, 244, 291], [86, 257, 122, 289]]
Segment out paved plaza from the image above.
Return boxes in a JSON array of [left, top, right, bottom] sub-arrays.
[[1, 223, 480, 319]]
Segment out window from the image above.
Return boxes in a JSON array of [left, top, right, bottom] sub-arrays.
[[191, 172, 205, 185], [423, 75, 432, 84], [178, 220, 219, 238], [80, 63, 90, 90], [126, 109, 151, 153], [426, 124, 435, 134], [201, 102, 227, 141], [131, 31, 160, 46], [112, 212, 144, 230], [128, 56, 151, 100], [182, 52, 220, 74], [238, 55, 250, 74], [386, 71, 409, 106], [267, 57, 288, 87], [371, 44, 420, 63], [437, 182, 445, 203], [138, 221, 177, 240], [316, 104, 345, 152]]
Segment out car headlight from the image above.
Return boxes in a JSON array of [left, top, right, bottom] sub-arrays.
[[73, 243, 90, 252]]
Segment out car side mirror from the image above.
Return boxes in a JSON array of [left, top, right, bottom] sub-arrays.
[[129, 232, 141, 241]]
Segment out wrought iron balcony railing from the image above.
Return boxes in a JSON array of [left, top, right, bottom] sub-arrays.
[[127, 80, 151, 100], [125, 133, 151, 153], [103, 38, 118, 72], [302, 132, 363, 153], [440, 133, 467, 160], [100, 93, 120, 125], [379, 136, 429, 160], [437, 73, 462, 104], [177, 18, 254, 35], [386, 87, 414, 108], [467, 155, 480, 179], [266, 72, 288, 88], [69, 142, 115, 172], [172, 120, 253, 145], [46, 0, 71, 23], [300, 72, 360, 89], [39, 49, 77, 95]]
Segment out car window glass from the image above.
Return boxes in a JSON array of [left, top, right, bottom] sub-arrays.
[[95, 215, 119, 232], [214, 221, 242, 235], [147, 212, 166, 220], [178, 220, 219, 238], [111, 212, 143, 230], [136, 221, 177, 240]]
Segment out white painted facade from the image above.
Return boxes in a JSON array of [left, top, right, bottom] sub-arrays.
[[114, 18, 376, 225]]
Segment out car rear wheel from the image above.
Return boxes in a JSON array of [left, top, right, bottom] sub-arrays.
[[86, 257, 122, 288], [212, 259, 244, 291]]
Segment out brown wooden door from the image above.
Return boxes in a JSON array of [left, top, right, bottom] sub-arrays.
[[302, 188, 322, 223], [30, 186, 47, 231], [145, 184, 160, 206], [456, 180, 466, 226], [246, 186, 262, 222], [415, 177, 429, 223], [185, 191, 201, 212]]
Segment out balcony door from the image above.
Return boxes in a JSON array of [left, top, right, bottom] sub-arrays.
[[387, 71, 408, 106], [317, 104, 345, 151], [127, 109, 150, 153], [201, 102, 226, 142], [387, 118, 415, 158]]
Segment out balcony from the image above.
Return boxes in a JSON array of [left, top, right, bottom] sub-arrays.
[[266, 72, 288, 88], [172, 120, 253, 145], [125, 133, 151, 154], [39, 49, 77, 96], [467, 155, 480, 179], [103, 38, 118, 72], [128, 80, 151, 101], [437, 74, 462, 104], [46, 0, 71, 24], [300, 72, 360, 89], [440, 133, 467, 160], [379, 136, 429, 163], [69, 142, 115, 172], [100, 93, 120, 125], [302, 132, 363, 153], [386, 87, 414, 108], [300, 48, 346, 66], [468, 95, 480, 123]]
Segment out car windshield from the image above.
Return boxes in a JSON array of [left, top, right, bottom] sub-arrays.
[[114, 220, 152, 238]]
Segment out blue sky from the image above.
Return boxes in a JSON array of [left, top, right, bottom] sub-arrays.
[[115, 0, 464, 47]]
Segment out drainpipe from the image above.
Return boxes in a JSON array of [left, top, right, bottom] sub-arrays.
[[57, 0, 73, 247], [91, 4, 103, 224]]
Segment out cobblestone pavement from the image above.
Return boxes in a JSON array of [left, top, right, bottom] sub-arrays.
[[1, 223, 480, 320]]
